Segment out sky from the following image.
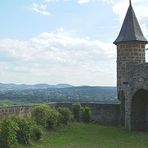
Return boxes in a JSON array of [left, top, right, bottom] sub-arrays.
[[0, 0, 148, 86]]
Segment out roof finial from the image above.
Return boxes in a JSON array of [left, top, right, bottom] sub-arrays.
[[129, 0, 132, 6]]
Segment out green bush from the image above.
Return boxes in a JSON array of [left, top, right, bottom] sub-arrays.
[[46, 108, 60, 129], [72, 102, 81, 121], [32, 105, 49, 127], [58, 107, 73, 125], [31, 125, 43, 141], [15, 117, 32, 145], [0, 117, 19, 148], [81, 107, 92, 122]]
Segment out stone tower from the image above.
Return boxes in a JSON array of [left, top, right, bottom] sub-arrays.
[[114, 0, 147, 125]]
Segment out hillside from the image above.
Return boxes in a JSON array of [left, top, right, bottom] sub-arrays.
[[0, 83, 72, 90], [0, 84, 118, 106]]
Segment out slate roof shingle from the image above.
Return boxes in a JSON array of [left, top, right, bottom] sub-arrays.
[[114, 2, 147, 45]]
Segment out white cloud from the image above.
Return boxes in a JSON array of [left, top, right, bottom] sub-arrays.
[[77, 0, 91, 4], [105, 0, 148, 24], [31, 3, 51, 16], [0, 30, 116, 85], [45, 0, 59, 2]]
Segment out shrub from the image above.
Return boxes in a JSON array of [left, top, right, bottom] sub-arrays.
[[32, 105, 49, 127], [46, 108, 60, 129], [81, 107, 92, 122], [0, 117, 19, 148], [31, 125, 43, 141], [72, 102, 81, 121], [15, 117, 32, 145], [58, 107, 73, 125]]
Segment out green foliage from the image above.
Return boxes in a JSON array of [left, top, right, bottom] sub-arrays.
[[31, 125, 43, 141], [46, 108, 60, 129], [15, 117, 32, 145], [58, 107, 73, 125], [81, 107, 91, 122], [72, 102, 81, 121], [0, 104, 92, 147], [31, 105, 49, 127], [0, 117, 19, 148]]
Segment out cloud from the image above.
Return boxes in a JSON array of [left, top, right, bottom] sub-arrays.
[[0, 30, 115, 64], [77, 0, 91, 4], [45, 0, 59, 2], [0, 30, 116, 85], [31, 3, 51, 16], [104, 0, 148, 24]]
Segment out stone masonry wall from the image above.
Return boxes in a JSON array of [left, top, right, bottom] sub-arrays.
[[81, 103, 120, 125], [125, 63, 148, 130], [117, 42, 146, 126], [0, 103, 120, 125], [117, 42, 145, 95]]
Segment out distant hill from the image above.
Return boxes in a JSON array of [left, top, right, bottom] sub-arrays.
[[0, 84, 118, 106], [0, 83, 73, 90]]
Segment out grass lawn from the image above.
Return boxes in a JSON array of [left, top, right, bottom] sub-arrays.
[[21, 123, 148, 148]]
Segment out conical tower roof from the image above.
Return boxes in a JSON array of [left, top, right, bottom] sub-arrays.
[[114, 1, 147, 45]]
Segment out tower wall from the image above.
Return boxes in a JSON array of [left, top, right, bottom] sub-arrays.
[[114, 1, 147, 128], [117, 42, 145, 97], [117, 42, 146, 125]]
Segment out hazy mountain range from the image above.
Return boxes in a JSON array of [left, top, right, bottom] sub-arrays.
[[0, 83, 73, 90], [0, 83, 118, 106]]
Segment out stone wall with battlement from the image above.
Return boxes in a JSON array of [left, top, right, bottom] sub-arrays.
[[0, 103, 120, 125]]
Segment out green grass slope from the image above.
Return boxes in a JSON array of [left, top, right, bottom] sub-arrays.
[[21, 123, 148, 148]]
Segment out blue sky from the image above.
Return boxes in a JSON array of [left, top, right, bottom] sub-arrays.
[[0, 0, 147, 86], [0, 0, 117, 40]]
